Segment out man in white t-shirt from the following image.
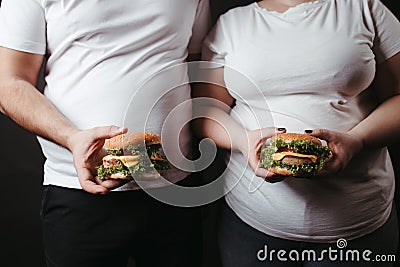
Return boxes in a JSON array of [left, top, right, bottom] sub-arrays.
[[0, 0, 210, 266]]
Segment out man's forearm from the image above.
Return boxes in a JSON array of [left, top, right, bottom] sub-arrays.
[[0, 77, 79, 151]]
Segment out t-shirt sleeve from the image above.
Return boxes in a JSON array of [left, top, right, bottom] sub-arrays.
[[201, 16, 230, 66], [188, 0, 211, 54], [0, 0, 46, 54], [369, 0, 400, 63]]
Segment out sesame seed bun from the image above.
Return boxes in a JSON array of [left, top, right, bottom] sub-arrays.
[[271, 133, 322, 146], [105, 132, 161, 150]]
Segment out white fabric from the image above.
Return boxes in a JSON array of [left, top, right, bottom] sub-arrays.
[[0, 0, 210, 190], [203, 0, 400, 242]]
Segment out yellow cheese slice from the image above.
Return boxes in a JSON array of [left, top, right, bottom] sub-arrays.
[[272, 152, 318, 163], [120, 156, 140, 167]]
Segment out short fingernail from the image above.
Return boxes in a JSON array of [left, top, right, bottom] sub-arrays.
[[305, 130, 313, 133], [277, 127, 286, 131]]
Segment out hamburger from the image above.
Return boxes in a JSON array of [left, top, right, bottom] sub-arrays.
[[96, 132, 170, 179], [260, 133, 331, 177]]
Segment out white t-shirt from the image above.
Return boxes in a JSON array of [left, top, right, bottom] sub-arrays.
[[203, 0, 400, 242], [0, 0, 210, 190]]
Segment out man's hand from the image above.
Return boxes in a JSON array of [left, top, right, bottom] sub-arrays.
[[67, 126, 128, 194]]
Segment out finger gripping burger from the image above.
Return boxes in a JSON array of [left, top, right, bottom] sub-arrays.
[[260, 133, 331, 177], [96, 132, 170, 179]]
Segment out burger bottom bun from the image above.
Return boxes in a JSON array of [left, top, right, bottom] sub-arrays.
[[106, 172, 160, 180], [268, 167, 316, 177], [108, 173, 132, 179], [268, 167, 293, 176]]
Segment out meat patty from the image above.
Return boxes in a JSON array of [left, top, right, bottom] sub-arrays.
[[281, 156, 313, 165], [103, 155, 122, 168]]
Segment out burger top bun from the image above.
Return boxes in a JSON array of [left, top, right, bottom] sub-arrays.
[[271, 133, 322, 146], [105, 132, 161, 150]]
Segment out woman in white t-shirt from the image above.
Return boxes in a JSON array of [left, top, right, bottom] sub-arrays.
[[0, 0, 210, 266], [193, 0, 400, 266]]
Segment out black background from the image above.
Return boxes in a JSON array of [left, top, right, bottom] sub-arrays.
[[0, 1, 399, 266]]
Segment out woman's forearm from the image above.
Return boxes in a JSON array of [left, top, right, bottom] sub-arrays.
[[193, 106, 247, 152], [349, 95, 400, 149]]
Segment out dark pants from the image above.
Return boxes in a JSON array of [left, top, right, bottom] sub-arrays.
[[40, 179, 202, 267], [218, 201, 398, 267]]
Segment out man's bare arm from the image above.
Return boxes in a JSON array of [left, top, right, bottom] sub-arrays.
[[0, 47, 127, 194], [0, 47, 79, 147]]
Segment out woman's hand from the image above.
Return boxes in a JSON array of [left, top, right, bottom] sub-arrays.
[[239, 127, 286, 179], [307, 129, 364, 176], [67, 126, 128, 194]]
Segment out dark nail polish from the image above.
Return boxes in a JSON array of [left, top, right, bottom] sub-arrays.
[[305, 130, 313, 133], [277, 128, 286, 131]]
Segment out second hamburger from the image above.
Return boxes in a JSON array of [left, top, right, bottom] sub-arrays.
[[260, 133, 331, 177]]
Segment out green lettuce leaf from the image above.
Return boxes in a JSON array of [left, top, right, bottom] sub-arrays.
[[96, 164, 131, 179], [106, 148, 123, 155]]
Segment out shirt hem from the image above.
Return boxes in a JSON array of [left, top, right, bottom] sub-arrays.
[[376, 44, 400, 64], [0, 38, 46, 55], [225, 197, 392, 243]]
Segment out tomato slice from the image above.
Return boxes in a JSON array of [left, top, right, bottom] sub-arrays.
[[278, 147, 295, 153]]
